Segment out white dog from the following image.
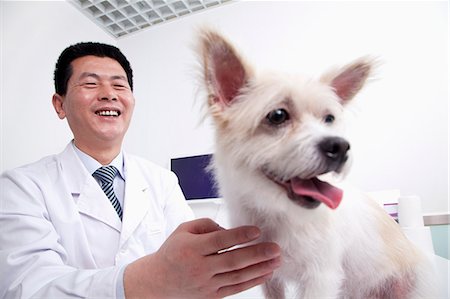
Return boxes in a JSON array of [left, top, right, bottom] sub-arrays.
[[198, 29, 436, 299]]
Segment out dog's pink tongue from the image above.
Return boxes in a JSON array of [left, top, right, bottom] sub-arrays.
[[291, 177, 343, 209]]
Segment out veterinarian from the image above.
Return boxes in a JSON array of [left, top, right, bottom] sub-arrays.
[[0, 42, 281, 298]]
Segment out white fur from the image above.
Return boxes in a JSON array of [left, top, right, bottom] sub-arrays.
[[199, 29, 436, 299]]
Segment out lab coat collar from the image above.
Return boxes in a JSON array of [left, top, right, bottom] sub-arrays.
[[71, 141, 126, 181], [119, 153, 151, 248], [59, 143, 122, 232]]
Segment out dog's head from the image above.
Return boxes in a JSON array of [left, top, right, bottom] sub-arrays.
[[199, 30, 373, 211]]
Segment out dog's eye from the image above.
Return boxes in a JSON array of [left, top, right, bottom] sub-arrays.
[[324, 114, 335, 124], [267, 109, 290, 125]]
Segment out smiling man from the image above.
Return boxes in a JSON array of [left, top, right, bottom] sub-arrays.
[[52, 54, 135, 165], [0, 42, 280, 298]]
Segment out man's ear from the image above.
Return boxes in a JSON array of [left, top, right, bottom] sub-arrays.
[[199, 29, 253, 110], [320, 57, 374, 104], [52, 93, 66, 119]]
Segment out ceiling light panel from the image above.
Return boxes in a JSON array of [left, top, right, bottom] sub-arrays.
[[69, 0, 231, 38]]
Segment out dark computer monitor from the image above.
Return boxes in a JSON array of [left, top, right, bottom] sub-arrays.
[[170, 154, 219, 200]]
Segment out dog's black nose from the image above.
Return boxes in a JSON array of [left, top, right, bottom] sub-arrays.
[[318, 137, 350, 163]]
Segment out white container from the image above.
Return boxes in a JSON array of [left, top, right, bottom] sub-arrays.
[[398, 195, 435, 254], [398, 195, 425, 227]]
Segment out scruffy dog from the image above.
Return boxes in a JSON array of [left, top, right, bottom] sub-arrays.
[[198, 29, 435, 299]]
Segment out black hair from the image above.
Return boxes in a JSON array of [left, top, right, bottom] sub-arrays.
[[54, 42, 133, 95]]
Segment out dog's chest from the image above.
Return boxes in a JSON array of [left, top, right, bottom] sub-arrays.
[[247, 210, 342, 276]]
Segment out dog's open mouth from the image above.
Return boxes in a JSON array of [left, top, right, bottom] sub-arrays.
[[264, 171, 343, 210]]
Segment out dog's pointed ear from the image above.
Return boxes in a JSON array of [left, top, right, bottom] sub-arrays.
[[321, 57, 374, 104], [199, 30, 252, 109]]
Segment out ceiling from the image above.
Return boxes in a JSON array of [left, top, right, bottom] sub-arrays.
[[69, 0, 232, 38]]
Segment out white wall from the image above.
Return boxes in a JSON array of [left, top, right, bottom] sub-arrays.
[[1, 0, 115, 171], [119, 1, 448, 215], [1, 1, 448, 215]]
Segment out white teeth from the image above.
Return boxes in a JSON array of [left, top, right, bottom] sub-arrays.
[[97, 110, 119, 116]]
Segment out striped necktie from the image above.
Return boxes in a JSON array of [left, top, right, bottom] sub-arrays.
[[92, 166, 123, 221]]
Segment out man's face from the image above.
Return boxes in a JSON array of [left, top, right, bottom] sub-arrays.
[[53, 55, 135, 150]]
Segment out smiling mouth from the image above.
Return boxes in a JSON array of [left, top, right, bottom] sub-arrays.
[[95, 110, 120, 117], [263, 170, 343, 210]]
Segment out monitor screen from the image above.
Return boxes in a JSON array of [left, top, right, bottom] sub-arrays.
[[170, 154, 219, 200]]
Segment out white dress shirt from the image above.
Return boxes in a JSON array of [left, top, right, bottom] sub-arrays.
[[72, 141, 126, 209]]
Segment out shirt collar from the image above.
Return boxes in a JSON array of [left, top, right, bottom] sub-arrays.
[[71, 141, 125, 180]]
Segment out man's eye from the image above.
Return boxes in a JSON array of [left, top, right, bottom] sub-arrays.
[[84, 82, 98, 87]]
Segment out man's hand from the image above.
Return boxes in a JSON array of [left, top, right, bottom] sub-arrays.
[[124, 218, 281, 298]]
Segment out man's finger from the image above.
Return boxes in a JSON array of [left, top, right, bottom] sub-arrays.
[[212, 255, 281, 287], [209, 242, 280, 272], [198, 225, 261, 255], [180, 218, 225, 235]]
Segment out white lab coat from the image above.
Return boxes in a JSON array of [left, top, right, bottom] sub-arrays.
[[0, 143, 194, 298]]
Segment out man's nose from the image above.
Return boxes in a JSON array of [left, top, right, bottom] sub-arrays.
[[99, 84, 118, 101]]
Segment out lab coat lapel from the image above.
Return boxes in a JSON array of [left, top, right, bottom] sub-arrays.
[[59, 144, 122, 232], [119, 154, 150, 247]]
